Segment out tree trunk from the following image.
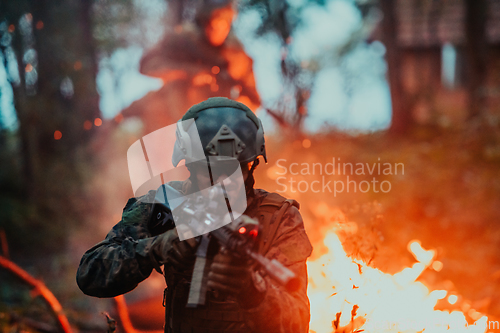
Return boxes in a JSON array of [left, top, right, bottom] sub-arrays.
[[11, 22, 37, 197], [464, 0, 487, 119], [380, 0, 412, 135], [30, 0, 100, 162]]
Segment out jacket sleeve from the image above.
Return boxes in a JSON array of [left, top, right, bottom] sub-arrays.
[[244, 205, 313, 333], [76, 193, 167, 298]]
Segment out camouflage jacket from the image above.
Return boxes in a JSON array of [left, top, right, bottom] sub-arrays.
[[77, 187, 313, 333]]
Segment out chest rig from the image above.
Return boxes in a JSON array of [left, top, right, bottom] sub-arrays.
[[162, 189, 299, 333]]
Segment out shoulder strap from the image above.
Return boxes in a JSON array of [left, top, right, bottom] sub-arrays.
[[257, 193, 299, 256]]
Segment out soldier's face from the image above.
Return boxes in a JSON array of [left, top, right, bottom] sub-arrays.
[[193, 161, 250, 198]]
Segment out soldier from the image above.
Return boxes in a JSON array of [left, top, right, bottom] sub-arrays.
[[77, 97, 313, 333]]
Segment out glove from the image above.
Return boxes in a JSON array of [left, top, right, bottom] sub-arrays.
[[151, 228, 198, 271], [207, 249, 267, 309]]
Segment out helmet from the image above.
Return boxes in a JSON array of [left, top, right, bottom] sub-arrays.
[[172, 97, 267, 167]]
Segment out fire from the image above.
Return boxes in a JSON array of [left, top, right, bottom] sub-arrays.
[[307, 231, 488, 333], [408, 240, 435, 266]]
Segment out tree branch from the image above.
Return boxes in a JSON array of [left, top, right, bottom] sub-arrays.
[[0, 255, 73, 333], [113, 295, 138, 333]]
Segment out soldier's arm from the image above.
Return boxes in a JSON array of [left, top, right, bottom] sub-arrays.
[[243, 205, 313, 332], [76, 195, 165, 298]]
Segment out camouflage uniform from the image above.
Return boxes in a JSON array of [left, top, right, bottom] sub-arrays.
[[77, 182, 312, 333]]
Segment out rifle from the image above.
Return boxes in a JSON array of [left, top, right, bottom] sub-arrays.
[[170, 186, 300, 307]]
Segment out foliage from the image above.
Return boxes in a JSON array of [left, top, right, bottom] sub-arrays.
[[92, 0, 135, 55], [236, 0, 381, 129]]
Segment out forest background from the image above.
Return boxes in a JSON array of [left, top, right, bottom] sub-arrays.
[[1, 0, 500, 332]]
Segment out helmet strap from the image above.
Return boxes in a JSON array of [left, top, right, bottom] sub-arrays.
[[249, 158, 259, 173], [244, 158, 260, 197]]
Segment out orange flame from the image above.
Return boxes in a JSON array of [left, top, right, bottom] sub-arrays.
[[307, 231, 488, 333]]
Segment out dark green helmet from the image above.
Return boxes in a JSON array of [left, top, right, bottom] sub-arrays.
[[172, 97, 267, 167]]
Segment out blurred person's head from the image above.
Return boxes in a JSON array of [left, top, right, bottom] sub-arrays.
[[195, 1, 235, 46]]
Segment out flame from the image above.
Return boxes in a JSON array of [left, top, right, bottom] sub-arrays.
[[408, 240, 435, 266], [307, 231, 488, 333], [432, 260, 443, 272], [449, 295, 458, 305]]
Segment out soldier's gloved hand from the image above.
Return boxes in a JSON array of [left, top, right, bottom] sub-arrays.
[[207, 249, 267, 309], [151, 229, 198, 271]]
